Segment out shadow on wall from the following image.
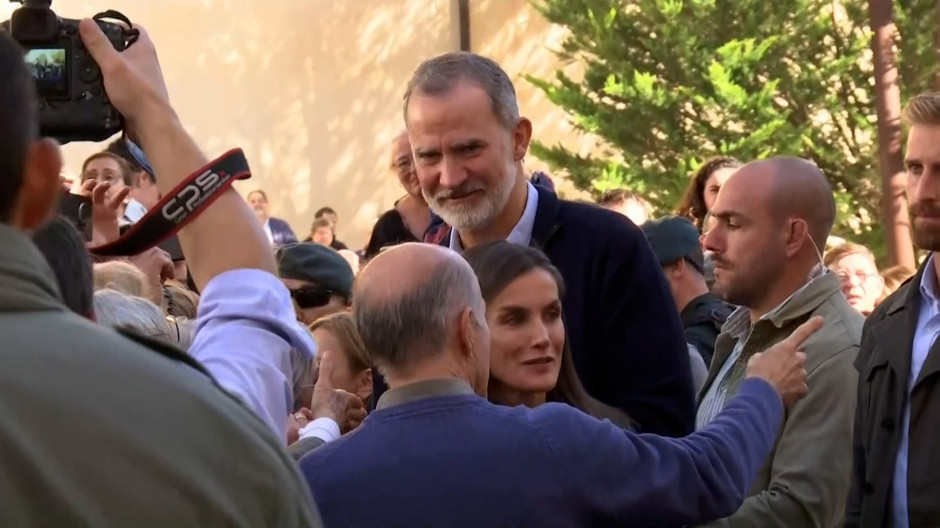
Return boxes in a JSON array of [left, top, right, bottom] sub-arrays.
[[1, 0, 453, 248], [471, 0, 599, 201]]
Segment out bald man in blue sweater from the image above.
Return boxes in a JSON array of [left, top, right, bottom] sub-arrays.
[[300, 244, 818, 528]]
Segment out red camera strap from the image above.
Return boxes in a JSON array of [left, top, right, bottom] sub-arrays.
[[88, 148, 251, 257]]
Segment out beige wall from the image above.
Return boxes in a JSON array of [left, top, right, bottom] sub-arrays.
[[3, 0, 594, 247]]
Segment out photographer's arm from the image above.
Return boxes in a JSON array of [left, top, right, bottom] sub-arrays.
[[79, 20, 314, 439]]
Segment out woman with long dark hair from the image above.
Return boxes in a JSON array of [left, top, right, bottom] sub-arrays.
[[462, 241, 632, 428], [675, 156, 742, 230]]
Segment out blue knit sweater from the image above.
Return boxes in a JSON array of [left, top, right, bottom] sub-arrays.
[[300, 378, 782, 528]]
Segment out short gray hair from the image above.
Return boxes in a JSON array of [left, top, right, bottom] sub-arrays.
[[93, 288, 176, 344], [355, 257, 485, 373], [403, 52, 520, 130]]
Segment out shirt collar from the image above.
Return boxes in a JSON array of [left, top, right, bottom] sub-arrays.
[[920, 254, 940, 305], [722, 264, 827, 341], [449, 181, 539, 252], [375, 378, 476, 410]]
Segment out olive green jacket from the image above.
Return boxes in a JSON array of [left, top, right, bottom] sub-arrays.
[[0, 224, 321, 527], [698, 273, 863, 528]]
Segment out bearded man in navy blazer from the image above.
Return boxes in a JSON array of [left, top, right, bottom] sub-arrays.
[[371, 51, 694, 436]]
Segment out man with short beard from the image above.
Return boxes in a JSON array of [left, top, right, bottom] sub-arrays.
[[698, 157, 862, 527], [845, 93, 940, 528], [392, 52, 695, 436]]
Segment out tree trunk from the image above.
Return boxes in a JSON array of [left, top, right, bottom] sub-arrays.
[[936, 0, 940, 89], [869, 0, 915, 268]]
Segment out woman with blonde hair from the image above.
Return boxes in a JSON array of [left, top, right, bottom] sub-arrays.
[[310, 312, 373, 407]]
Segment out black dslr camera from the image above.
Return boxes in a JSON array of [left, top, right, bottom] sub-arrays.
[[2, 0, 138, 143]]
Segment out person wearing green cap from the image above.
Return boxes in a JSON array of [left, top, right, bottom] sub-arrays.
[[276, 242, 354, 326], [641, 216, 733, 369]]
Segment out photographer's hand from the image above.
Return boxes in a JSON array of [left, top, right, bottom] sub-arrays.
[[78, 20, 170, 132], [78, 179, 128, 246]]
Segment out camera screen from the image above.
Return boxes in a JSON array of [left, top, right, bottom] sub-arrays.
[[25, 48, 68, 99]]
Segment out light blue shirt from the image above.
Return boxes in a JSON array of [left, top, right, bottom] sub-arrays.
[[190, 269, 317, 440], [892, 255, 940, 528], [449, 181, 539, 252]]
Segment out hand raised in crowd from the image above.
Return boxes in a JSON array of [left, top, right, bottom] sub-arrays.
[[78, 19, 171, 134], [310, 350, 367, 434], [77, 179, 129, 246], [745, 315, 822, 406]]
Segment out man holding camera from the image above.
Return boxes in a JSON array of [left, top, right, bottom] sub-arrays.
[[0, 12, 320, 528]]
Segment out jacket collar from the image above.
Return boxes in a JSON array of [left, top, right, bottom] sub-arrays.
[[763, 270, 842, 328], [700, 271, 842, 399], [866, 260, 925, 380], [375, 378, 475, 410], [0, 223, 64, 313], [530, 183, 561, 248]]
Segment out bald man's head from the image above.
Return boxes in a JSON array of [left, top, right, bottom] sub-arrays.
[[761, 157, 835, 247], [704, 156, 835, 310], [354, 243, 489, 385]]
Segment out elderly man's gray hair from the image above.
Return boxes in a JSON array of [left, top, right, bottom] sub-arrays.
[[93, 288, 176, 344], [403, 51, 520, 131], [355, 256, 486, 373]]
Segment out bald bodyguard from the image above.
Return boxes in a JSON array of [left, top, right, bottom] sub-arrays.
[[699, 157, 862, 528]]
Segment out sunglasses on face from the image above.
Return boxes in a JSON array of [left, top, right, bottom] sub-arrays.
[[290, 286, 336, 309]]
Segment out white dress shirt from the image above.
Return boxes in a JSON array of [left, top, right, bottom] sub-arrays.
[[190, 269, 318, 440], [893, 255, 940, 528], [449, 181, 539, 252], [262, 218, 274, 246]]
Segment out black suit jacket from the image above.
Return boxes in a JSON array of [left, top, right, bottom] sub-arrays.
[[846, 261, 940, 527]]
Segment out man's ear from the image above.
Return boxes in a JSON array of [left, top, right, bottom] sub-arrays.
[[512, 117, 532, 162], [784, 218, 809, 258], [12, 138, 62, 231], [355, 368, 373, 402], [664, 259, 685, 279], [456, 307, 475, 358]]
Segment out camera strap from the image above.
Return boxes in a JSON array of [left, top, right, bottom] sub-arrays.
[[88, 148, 251, 257]]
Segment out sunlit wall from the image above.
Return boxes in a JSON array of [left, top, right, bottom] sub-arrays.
[[2, 0, 597, 248]]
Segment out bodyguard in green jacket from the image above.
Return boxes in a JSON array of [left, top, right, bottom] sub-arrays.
[[697, 158, 863, 528]]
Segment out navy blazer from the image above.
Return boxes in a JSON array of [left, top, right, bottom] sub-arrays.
[[268, 217, 298, 247], [374, 185, 695, 436]]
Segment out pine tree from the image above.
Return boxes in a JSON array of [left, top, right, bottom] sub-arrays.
[[527, 0, 938, 255]]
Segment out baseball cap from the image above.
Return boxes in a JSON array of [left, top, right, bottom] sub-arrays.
[[640, 216, 705, 273]]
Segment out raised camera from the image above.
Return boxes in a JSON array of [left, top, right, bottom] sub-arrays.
[[2, 0, 136, 143]]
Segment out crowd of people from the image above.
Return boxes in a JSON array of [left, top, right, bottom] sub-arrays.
[[2, 14, 940, 528]]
